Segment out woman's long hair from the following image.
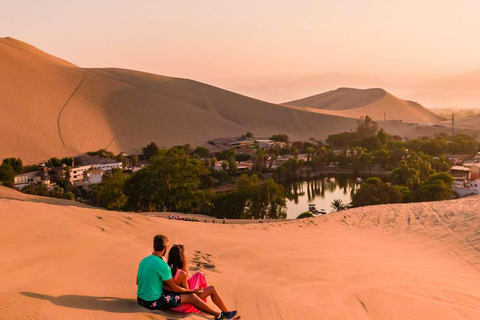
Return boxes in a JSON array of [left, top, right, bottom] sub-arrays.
[[168, 244, 187, 278]]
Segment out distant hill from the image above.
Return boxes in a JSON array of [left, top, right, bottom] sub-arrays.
[[284, 87, 442, 123]]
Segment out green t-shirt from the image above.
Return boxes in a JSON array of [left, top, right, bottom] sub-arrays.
[[137, 255, 172, 301]]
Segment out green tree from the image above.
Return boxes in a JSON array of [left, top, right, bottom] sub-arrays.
[[414, 172, 454, 202], [352, 177, 403, 207], [63, 192, 75, 200], [142, 142, 161, 159], [361, 136, 382, 151], [192, 146, 210, 158], [125, 149, 209, 212], [238, 175, 286, 219], [377, 128, 387, 145], [246, 131, 253, 138], [356, 115, 378, 138], [2, 158, 23, 174], [130, 155, 139, 170], [0, 162, 16, 187], [270, 134, 289, 143], [90, 169, 127, 210], [330, 199, 347, 211]]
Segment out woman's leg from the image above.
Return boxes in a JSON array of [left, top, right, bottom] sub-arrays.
[[180, 293, 221, 318], [196, 285, 229, 312]]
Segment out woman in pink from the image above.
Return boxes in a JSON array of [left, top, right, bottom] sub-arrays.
[[166, 244, 232, 315]]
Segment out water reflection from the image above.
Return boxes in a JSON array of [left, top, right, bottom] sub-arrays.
[[285, 177, 359, 219]]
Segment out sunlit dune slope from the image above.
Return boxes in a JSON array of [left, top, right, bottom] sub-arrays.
[[284, 88, 442, 123], [1, 186, 480, 320], [0, 37, 360, 163]]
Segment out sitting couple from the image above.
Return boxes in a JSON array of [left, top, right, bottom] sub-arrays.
[[136, 234, 240, 319]]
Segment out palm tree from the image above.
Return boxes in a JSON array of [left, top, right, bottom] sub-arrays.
[[331, 199, 347, 212]]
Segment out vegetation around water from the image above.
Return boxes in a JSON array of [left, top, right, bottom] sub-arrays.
[[2, 115, 479, 217]]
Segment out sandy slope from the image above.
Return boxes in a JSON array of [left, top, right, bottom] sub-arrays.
[[1, 37, 364, 164], [449, 113, 480, 129], [1, 186, 480, 319], [285, 88, 442, 124], [2, 37, 465, 165]]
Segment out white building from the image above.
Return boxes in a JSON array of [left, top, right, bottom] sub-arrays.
[[92, 162, 123, 172], [70, 165, 93, 182], [14, 171, 40, 189], [256, 139, 286, 149]]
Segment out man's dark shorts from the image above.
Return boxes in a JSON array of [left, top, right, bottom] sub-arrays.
[[137, 291, 182, 310]]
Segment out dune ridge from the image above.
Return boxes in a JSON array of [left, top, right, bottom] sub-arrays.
[[1, 186, 480, 319], [284, 87, 442, 123], [1, 38, 464, 164]]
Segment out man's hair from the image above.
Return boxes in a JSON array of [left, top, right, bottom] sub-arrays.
[[153, 234, 169, 252]]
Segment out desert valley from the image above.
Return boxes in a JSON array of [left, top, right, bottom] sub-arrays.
[[2, 2, 480, 319]]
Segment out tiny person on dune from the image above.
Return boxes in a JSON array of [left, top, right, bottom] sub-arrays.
[[166, 244, 240, 319]]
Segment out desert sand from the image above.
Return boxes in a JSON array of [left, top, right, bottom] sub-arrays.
[[1, 186, 480, 319], [284, 88, 442, 124], [2, 37, 471, 164]]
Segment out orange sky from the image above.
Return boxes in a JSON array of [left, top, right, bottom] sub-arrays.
[[2, 1, 480, 104]]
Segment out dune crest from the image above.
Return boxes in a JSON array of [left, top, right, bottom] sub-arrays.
[[285, 87, 442, 123]]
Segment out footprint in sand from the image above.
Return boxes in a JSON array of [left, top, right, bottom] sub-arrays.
[[189, 251, 216, 271]]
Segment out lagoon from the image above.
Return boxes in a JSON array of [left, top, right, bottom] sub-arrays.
[[285, 177, 360, 219]]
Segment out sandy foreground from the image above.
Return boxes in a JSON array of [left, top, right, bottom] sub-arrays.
[[1, 187, 480, 320]]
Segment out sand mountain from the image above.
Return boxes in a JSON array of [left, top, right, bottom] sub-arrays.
[[0, 37, 362, 163], [2, 187, 480, 319], [284, 87, 442, 123]]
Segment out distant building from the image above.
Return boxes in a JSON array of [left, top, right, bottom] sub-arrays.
[[14, 171, 40, 189], [70, 165, 93, 182], [256, 139, 286, 149], [92, 162, 122, 172], [450, 166, 471, 180], [463, 163, 480, 180]]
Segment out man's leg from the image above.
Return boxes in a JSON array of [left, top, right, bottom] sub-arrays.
[[196, 286, 228, 312], [180, 293, 220, 318]]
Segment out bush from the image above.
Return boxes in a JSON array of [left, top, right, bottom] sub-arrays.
[[296, 211, 314, 219], [63, 192, 75, 200]]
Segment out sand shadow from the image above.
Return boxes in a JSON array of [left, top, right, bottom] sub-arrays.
[[20, 292, 201, 319]]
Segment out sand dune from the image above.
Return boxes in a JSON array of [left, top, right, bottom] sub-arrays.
[[1, 37, 366, 164], [285, 88, 442, 124], [1, 186, 480, 319], [2, 37, 467, 165]]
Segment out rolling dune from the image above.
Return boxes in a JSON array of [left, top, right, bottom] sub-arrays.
[[285, 88, 442, 124], [1, 187, 480, 319], [1, 37, 364, 164], [2, 38, 465, 165]]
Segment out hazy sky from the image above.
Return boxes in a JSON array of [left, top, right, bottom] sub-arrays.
[[2, 1, 480, 85]]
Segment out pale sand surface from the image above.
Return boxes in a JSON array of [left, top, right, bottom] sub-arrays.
[[284, 88, 442, 123], [1, 37, 468, 165], [1, 186, 480, 319], [0, 37, 359, 164]]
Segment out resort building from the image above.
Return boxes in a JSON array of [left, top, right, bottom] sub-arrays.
[[92, 162, 123, 172], [450, 166, 471, 180]]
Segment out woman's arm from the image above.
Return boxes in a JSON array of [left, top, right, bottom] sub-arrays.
[[177, 270, 189, 289], [164, 278, 201, 294]]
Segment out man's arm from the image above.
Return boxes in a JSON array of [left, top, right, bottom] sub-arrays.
[[164, 278, 201, 294]]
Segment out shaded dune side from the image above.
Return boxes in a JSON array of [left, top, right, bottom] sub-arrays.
[[0, 38, 86, 162], [0, 38, 362, 163], [1, 188, 480, 319]]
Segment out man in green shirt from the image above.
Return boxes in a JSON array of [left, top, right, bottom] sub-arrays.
[[137, 234, 238, 319]]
